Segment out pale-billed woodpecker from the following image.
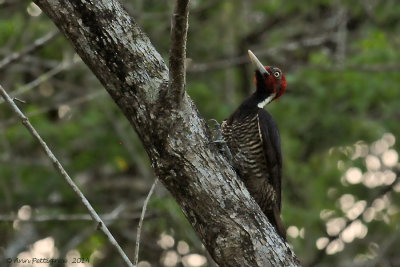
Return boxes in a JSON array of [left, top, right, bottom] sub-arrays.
[[221, 50, 287, 239]]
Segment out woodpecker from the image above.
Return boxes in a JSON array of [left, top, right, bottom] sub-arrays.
[[221, 50, 287, 239]]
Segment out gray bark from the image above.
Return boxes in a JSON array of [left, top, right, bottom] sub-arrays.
[[33, 0, 301, 266]]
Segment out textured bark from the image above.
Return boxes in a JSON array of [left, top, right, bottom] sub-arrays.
[[33, 0, 301, 266]]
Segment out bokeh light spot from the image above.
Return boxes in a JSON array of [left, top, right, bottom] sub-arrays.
[[316, 237, 329, 250], [182, 254, 207, 267], [287, 226, 299, 238], [382, 149, 398, 167], [157, 233, 175, 249], [365, 155, 380, 171]]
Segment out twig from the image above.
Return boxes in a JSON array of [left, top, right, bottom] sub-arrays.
[[0, 58, 78, 105], [306, 64, 400, 72], [0, 84, 134, 267], [134, 178, 159, 266], [0, 90, 105, 131], [0, 31, 59, 70], [56, 204, 127, 260], [0, 212, 149, 222], [12, 97, 26, 104], [335, 8, 348, 68], [188, 34, 333, 72], [168, 0, 190, 104]]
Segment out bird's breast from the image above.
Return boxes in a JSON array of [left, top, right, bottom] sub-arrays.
[[222, 114, 267, 179], [221, 113, 278, 209]]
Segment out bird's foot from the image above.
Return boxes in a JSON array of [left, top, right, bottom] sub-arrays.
[[208, 119, 233, 162]]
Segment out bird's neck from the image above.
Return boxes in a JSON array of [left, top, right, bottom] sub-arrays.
[[241, 91, 275, 110], [256, 93, 276, 108]]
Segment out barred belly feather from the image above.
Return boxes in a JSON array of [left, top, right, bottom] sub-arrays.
[[221, 114, 277, 211]]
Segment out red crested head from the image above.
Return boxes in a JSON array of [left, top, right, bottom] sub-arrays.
[[263, 66, 287, 101], [248, 50, 287, 106]]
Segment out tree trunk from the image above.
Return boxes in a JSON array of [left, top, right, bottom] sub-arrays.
[[33, 0, 301, 266]]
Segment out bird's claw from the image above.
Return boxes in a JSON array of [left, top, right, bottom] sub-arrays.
[[208, 119, 233, 162]]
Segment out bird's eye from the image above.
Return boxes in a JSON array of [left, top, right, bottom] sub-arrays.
[[274, 71, 280, 78]]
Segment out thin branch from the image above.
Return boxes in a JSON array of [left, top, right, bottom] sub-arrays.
[[57, 204, 127, 259], [0, 212, 149, 222], [307, 63, 400, 72], [188, 34, 333, 72], [2, 204, 132, 223], [0, 57, 78, 105], [168, 0, 190, 104], [134, 178, 159, 266], [335, 8, 348, 67], [0, 31, 59, 71], [0, 90, 105, 131], [0, 84, 134, 267]]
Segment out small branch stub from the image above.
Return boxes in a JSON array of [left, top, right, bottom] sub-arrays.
[[168, 0, 190, 105]]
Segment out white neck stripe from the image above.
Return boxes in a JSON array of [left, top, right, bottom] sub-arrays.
[[257, 94, 276, 108]]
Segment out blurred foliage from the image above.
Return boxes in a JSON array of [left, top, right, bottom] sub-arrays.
[[1, 0, 400, 266]]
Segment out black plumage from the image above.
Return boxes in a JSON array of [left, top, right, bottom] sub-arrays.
[[221, 50, 287, 239]]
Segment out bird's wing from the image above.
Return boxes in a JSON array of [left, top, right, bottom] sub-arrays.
[[257, 109, 283, 211]]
